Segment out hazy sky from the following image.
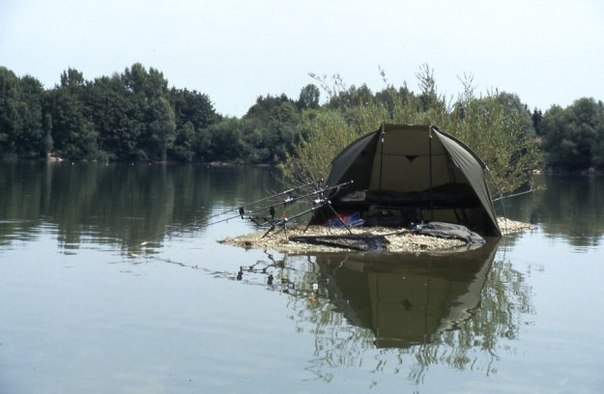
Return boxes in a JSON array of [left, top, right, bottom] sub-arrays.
[[1, 0, 602, 116]]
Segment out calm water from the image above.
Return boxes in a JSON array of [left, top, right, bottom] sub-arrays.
[[1, 162, 603, 393]]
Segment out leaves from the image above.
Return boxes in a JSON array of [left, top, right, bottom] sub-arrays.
[[280, 68, 541, 196], [0, 62, 598, 186], [541, 98, 604, 170]]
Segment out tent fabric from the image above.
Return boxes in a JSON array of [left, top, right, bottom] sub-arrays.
[[311, 124, 501, 236]]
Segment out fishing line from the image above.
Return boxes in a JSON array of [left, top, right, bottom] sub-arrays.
[[206, 180, 334, 226], [127, 248, 251, 284], [492, 188, 534, 202], [137, 215, 208, 247], [205, 180, 318, 221], [485, 169, 508, 235], [136, 180, 321, 247], [261, 180, 355, 238], [484, 169, 513, 263]]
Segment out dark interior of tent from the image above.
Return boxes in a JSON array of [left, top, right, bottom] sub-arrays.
[[328, 184, 482, 226], [311, 183, 496, 237]]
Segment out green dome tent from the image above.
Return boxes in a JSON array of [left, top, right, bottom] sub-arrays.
[[310, 124, 501, 237]]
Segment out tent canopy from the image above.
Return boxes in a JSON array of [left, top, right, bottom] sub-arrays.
[[310, 124, 501, 236]]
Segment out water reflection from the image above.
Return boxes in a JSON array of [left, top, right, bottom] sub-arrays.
[[2, 163, 603, 252], [231, 240, 533, 384], [313, 242, 499, 348], [0, 161, 277, 250], [501, 174, 604, 248], [1, 163, 543, 389]]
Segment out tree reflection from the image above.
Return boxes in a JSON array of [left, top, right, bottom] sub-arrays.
[[501, 174, 604, 248], [0, 161, 278, 250], [232, 241, 533, 385]]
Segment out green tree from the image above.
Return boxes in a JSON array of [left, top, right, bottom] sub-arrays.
[[119, 64, 175, 161], [146, 96, 176, 161], [451, 92, 540, 195], [0, 67, 23, 157], [0, 67, 46, 159], [238, 120, 270, 163], [122, 63, 167, 98], [205, 118, 243, 162], [241, 95, 301, 164], [60, 68, 85, 88], [416, 63, 440, 112], [171, 121, 196, 161], [191, 125, 213, 162], [46, 87, 98, 160], [541, 98, 604, 170], [327, 83, 375, 111], [170, 88, 218, 130], [1, 64, 224, 163], [43, 113, 53, 156], [297, 84, 320, 110], [18, 76, 46, 157], [281, 67, 541, 196], [263, 100, 300, 163], [45, 68, 100, 160], [245, 93, 294, 119], [375, 84, 415, 119], [532, 108, 543, 136], [168, 87, 220, 161], [280, 109, 352, 184], [84, 74, 137, 160]]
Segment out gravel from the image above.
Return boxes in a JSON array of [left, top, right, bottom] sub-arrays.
[[219, 217, 533, 254]]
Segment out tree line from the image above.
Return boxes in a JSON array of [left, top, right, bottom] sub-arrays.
[[0, 63, 318, 164], [1, 63, 603, 176]]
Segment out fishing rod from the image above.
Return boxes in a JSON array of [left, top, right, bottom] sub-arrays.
[[492, 188, 534, 202], [260, 180, 354, 238], [205, 180, 318, 221], [262, 199, 328, 238], [288, 179, 354, 203], [136, 180, 353, 247], [208, 180, 354, 226], [207, 192, 301, 226]]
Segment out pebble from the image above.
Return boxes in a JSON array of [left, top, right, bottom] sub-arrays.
[[220, 217, 533, 254]]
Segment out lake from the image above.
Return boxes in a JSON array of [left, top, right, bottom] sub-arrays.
[[1, 162, 603, 393]]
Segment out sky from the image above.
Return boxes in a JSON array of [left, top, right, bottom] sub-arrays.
[[1, 0, 603, 117]]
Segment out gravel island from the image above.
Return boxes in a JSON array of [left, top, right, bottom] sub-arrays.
[[220, 217, 533, 254]]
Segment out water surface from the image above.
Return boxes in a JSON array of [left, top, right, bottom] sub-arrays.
[[1, 163, 603, 393]]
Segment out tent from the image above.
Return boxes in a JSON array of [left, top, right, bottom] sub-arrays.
[[310, 124, 501, 236]]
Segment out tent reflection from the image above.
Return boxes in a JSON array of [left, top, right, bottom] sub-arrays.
[[314, 240, 499, 348]]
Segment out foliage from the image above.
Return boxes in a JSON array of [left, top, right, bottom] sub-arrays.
[[0, 67, 46, 159], [203, 118, 244, 162], [241, 94, 303, 164], [45, 86, 99, 160], [169, 87, 219, 161], [280, 67, 541, 196], [540, 98, 604, 170], [297, 84, 320, 110], [0, 63, 602, 187], [280, 109, 353, 184], [450, 88, 540, 195], [1, 64, 221, 162], [276, 250, 533, 386]]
